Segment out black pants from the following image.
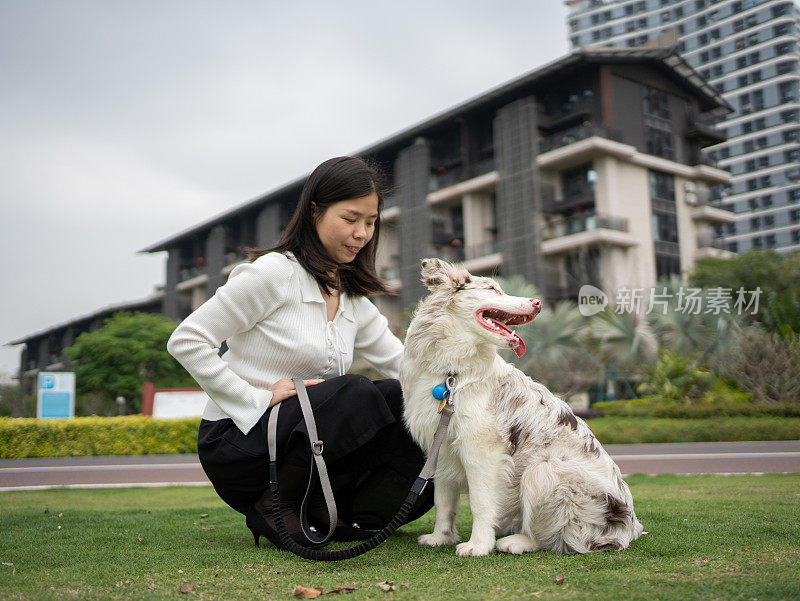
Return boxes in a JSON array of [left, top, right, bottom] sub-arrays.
[[198, 375, 433, 530]]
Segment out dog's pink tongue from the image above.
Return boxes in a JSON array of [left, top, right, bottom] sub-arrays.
[[513, 334, 526, 358]]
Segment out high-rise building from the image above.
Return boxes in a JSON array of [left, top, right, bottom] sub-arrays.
[[566, 0, 800, 252]]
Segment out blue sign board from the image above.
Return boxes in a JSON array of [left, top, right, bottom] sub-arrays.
[[37, 372, 75, 419]]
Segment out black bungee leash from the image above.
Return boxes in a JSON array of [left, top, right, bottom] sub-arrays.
[[264, 376, 456, 561]]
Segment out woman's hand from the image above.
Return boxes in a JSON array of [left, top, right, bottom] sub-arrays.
[[268, 378, 325, 406]]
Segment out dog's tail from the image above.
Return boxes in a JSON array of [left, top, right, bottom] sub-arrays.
[[520, 457, 635, 554]]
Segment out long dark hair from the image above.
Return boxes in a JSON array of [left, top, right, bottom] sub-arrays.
[[247, 156, 393, 297]]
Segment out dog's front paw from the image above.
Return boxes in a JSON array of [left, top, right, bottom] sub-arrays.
[[418, 530, 460, 547], [455, 540, 494, 557]]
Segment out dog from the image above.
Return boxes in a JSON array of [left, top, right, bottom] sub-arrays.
[[399, 258, 644, 556]]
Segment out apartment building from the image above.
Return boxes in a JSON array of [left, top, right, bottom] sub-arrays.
[[566, 0, 800, 252], [10, 47, 732, 384]]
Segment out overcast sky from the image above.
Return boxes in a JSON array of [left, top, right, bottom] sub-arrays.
[[0, 0, 570, 376]]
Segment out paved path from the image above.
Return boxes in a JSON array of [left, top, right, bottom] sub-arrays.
[[1, 441, 798, 491]]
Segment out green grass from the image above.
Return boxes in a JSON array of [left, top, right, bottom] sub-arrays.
[[1, 475, 799, 600]]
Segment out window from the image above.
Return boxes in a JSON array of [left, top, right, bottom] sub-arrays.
[[754, 118, 766, 131], [784, 130, 799, 143], [765, 234, 776, 248], [786, 149, 800, 163], [747, 179, 758, 191], [779, 81, 796, 102], [647, 127, 674, 159], [749, 52, 759, 65], [751, 216, 761, 229], [760, 175, 771, 188], [790, 188, 800, 202], [753, 237, 763, 248], [777, 61, 795, 75], [700, 51, 710, 62], [773, 3, 791, 18], [748, 197, 759, 210], [791, 209, 800, 222], [764, 214, 775, 227], [738, 75, 749, 88], [752, 90, 764, 111], [733, 19, 744, 33], [699, 33, 709, 46], [762, 194, 773, 207], [774, 23, 791, 37], [713, 65, 723, 76], [742, 121, 753, 134], [746, 159, 756, 171], [727, 241, 739, 252], [712, 47, 722, 59], [721, 147, 730, 159], [650, 171, 676, 201], [758, 156, 770, 169], [781, 110, 797, 124], [744, 140, 755, 153], [644, 86, 670, 119], [756, 137, 767, 149], [737, 57, 747, 69], [793, 230, 800, 245]]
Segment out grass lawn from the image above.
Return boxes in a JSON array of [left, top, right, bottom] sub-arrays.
[[1, 474, 799, 600]]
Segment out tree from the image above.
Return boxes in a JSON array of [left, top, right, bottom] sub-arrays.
[[63, 311, 196, 414], [689, 250, 800, 336]]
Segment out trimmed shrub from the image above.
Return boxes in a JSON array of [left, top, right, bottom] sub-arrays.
[[587, 416, 800, 444], [0, 416, 200, 459]]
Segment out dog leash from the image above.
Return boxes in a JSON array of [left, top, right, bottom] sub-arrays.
[[264, 375, 456, 560]]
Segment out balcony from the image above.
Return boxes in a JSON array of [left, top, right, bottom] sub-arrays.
[[541, 212, 636, 256], [685, 110, 726, 146], [541, 182, 595, 214], [464, 240, 499, 260], [539, 96, 594, 134], [696, 232, 727, 250], [539, 123, 624, 155], [543, 212, 628, 240], [691, 204, 737, 224]]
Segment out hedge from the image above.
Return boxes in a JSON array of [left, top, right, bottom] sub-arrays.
[[1, 416, 798, 459], [586, 416, 800, 445], [0, 416, 200, 459], [593, 398, 800, 419]]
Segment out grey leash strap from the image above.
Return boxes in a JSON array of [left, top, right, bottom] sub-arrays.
[[266, 380, 338, 545]]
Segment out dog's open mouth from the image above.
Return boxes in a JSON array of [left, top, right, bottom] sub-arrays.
[[475, 307, 539, 358]]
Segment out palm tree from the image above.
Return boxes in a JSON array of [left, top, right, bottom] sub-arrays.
[[495, 276, 601, 398]]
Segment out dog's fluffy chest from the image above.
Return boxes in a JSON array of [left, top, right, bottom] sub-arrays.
[[401, 368, 508, 458]]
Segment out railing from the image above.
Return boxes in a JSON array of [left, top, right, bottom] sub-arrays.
[[464, 240, 500, 260], [696, 232, 727, 250], [539, 96, 594, 131], [542, 184, 595, 214], [542, 212, 629, 241], [539, 123, 624, 154], [429, 165, 464, 192], [178, 266, 204, 283]]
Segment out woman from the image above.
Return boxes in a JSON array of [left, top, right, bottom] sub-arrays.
[[167, 156, 432, 549]]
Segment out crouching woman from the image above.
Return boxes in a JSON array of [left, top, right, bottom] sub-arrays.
[[167, 156, 431, 548]]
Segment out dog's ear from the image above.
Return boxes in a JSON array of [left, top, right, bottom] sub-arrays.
[[420, 258, 471, 290]]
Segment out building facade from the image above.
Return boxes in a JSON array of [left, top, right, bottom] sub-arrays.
[[9, 47, 733, 383], [566, 0, 800, 252]]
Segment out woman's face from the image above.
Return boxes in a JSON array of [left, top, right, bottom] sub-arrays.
[[313, 192, 379, 264]]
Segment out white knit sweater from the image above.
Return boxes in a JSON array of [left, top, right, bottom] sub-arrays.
[[166, 251, 404, 435]]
